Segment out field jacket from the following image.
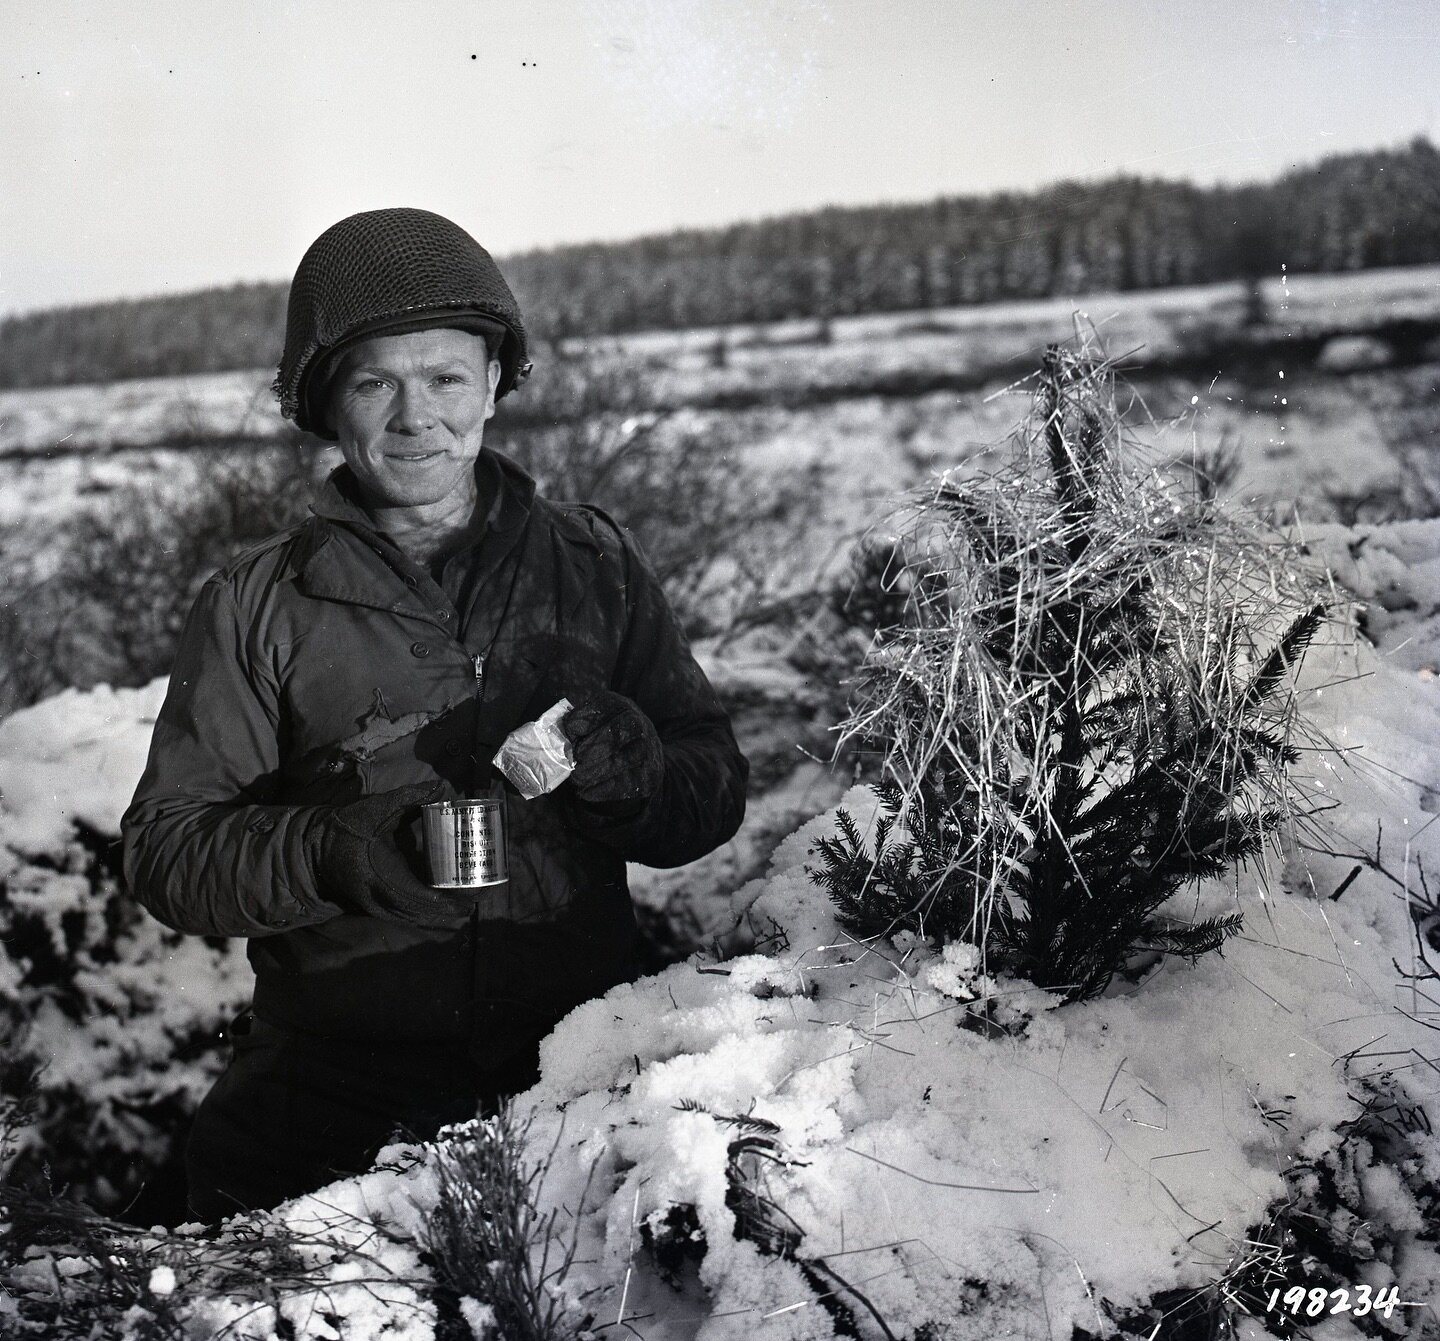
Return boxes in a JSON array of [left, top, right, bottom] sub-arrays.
[[121, 450, 748, 1054]]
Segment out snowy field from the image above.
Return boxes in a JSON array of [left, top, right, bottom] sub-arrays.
[[2, 265, 1438, 585], [2, 271, 1440, 1337], [4, 262, 1439, 459]]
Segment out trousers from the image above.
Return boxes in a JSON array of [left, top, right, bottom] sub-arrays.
[[185, 1009, 542, 1222]]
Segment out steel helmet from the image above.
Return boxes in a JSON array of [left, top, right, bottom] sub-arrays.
[[274, 207, 531, 437]]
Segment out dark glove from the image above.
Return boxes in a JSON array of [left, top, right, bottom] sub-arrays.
[[561, 691, 664, 809], [318, 781, 473, 927]]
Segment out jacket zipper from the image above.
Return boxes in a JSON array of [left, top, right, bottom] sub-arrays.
[[471, 649, 489, 936]]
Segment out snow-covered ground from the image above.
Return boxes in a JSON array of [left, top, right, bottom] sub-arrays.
[[0, 681, 252, 1214], [2, 539, 1438, 1336]]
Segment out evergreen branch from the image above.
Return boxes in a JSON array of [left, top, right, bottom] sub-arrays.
[[1241, 604, 1325, 709], [1138, 912, 1245, 958]]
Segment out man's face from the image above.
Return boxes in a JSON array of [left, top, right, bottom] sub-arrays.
[[327, 327, 501, 513]]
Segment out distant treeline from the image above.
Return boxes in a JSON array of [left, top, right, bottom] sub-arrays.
[[0, 283, 291, 391], [4, 138, 1439, 390]]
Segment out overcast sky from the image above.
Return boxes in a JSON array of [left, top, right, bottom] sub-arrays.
[[3, 0, 1437, 317]]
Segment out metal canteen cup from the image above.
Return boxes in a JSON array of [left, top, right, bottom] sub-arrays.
[[421, 798, 508, 888]]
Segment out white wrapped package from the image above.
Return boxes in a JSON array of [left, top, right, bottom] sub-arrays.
[[493, 698, 576, 799]]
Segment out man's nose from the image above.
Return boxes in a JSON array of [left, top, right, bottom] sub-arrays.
[[387, 384, 435, 435]]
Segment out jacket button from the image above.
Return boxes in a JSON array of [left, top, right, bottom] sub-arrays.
[[411, 641, 431, 658], [444, 740, 463, 757], [436, 609, 451, 621]]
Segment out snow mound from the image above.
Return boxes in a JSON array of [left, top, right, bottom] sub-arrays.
[[1315, 334, 1393, 372], [0, 679, 166, 859], [0, 676, 250, 1214], [512, 627, 1440, 1334]]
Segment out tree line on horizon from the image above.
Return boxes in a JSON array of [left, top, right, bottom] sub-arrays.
[[3, 138, 1438, 392]]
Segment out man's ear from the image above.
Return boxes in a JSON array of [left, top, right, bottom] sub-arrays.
[[485, 356, 501, 419]]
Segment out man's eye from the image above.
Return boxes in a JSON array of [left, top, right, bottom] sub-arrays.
[[433, 374, 462, 386]]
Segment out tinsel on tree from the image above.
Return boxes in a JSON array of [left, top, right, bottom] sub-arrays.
[[810, 343, 1327, 1001]]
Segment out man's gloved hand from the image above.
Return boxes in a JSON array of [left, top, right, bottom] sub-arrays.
[[318, 781, 473, 927], [561, 691, 664, 810]]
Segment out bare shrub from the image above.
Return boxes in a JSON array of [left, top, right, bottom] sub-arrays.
[[504, 345, 821, 636], [809, 345, 1328, 1002], [0, 570, 81, 715], [421, 1105, 590, 1341], [0, 442, 326, 712], [0, 1184, 191, 1340], [0, 1171, 423, 1339]]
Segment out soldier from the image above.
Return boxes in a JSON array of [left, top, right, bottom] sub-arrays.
[[123, 208, 748, 1220]]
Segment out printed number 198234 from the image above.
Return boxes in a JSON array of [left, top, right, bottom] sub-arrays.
[[1266, 1284, 1399, 1319]]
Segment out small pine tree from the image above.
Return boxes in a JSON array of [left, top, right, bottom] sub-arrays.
[[809, 344, 1326, 1001]]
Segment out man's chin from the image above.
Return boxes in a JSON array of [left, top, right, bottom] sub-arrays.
[[380, 488, 457, 511]]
